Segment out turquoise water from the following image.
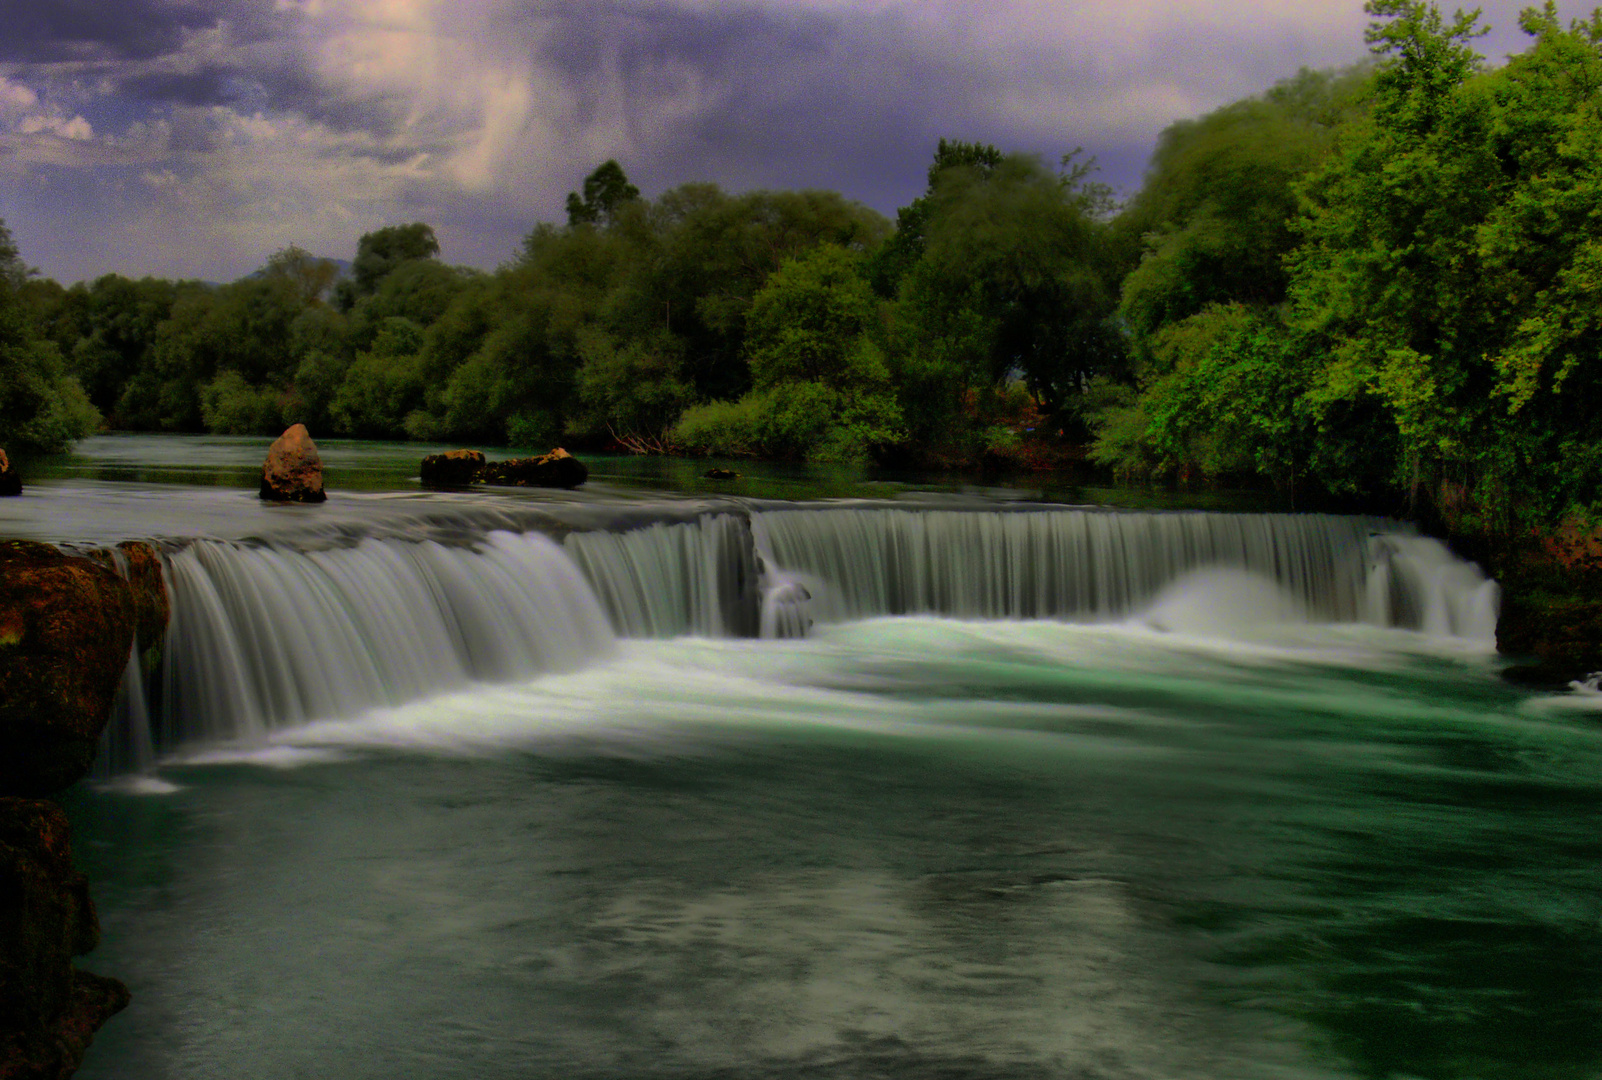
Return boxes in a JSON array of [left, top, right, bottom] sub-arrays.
[[11, 433, 1593, 1078], [64, 619, 1602, 1079]]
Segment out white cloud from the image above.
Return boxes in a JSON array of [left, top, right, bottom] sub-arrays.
[[0, 77, 40, 110]]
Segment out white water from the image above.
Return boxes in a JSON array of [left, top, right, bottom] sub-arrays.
[[562, 514, 758, 637], [103, 507, 1499, 771], [752, 507, 1466, 625], [130, 531, 612, 769]]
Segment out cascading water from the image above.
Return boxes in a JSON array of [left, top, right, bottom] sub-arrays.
[[1365, 532, 1501, 641], [103, 505, 1499, 770], [562, 513, 759, 638], [747, 506, 1493, 631], [110, 530, 614, 767]]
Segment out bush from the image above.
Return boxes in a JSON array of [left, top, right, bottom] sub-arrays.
[[672, 381, 903, 464], [672, 395, 763, 457], [200, 370, 283, 435]]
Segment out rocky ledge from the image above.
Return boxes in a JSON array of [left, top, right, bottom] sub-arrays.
[[0, 800, 130, 1080], [0, 540, 165, 1076], [420, 447, 587, 490], [1497, 591, 1602, 687]]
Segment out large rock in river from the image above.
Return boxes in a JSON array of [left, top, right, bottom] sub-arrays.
[[0, 542, 136, 796], [0, 798, 129, 1080], [0, 449, 19, 498], [419, 449, 485, 487], [479, 447, 587, 489], [259, 424, 327, 503]]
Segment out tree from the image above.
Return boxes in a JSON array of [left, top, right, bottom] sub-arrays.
[[1090, 66, 1371, 485], [339, 223, 441, 309], [868, 139, 1007, 298], [565, 160, 641, 227], [57, 275, 186, 417], [0, 218, 99, 451], [1285, 1, 1505, 515], [675, 244, 903, 464], [263, 246, 340, 306], [890, 151, 1122, 449], [745, 245, 882, 389], [1116, 66, 1369, 345]]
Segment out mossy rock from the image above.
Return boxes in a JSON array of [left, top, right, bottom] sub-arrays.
[[0, 542, 137, 796]]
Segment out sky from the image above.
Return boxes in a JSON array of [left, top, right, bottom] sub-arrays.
[[0, 0, 1552, 285]]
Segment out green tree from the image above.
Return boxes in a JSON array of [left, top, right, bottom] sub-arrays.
[[55, 275, 186, 418], [565, 160, 642, 227], [1116, 66, 1369, 344], [1091, 67, 1371, 483], [263, 245, 339, 306], [891, 151, 1122, 450], [674, 246, 902, 463], [868, 139, 1006, 297], [338, 223, 441, 309], [1127, 0, 1602, 527], [0, 219, 100, 452], [330, 317, 427, 439]]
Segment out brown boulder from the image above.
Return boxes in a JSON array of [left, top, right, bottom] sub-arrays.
[[479, 447, 588, 489], [419, 449, 486, 487], [86, 542, 170, 679], [0, 798, 129, 1079], [0, 542, 136, 796], [259, 424, 327, 503], [0, 449, 19, 498]]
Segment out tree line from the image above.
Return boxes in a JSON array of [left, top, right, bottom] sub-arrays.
[[4, 0, 1601, 534]]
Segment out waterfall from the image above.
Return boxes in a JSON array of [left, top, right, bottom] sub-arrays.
[[1365, 533, 1501, 642], [563, 514, 759, 638], [98, 505, 1499, 768], [750, 507, 1396, 625], [128, 531, 613, 756]]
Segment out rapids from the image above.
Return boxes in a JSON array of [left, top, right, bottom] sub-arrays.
[[97, 503, 1496, 772], [14, 437, 1591, 1080]]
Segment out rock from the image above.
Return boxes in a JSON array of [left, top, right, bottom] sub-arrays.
[[0, 798, 129, 1080], [419, 449, 486, 487], [1497, 590, 1602, 686], [0, 449, 19, 498], [258, 424, 327, 503], [0, 542, 136, 797], [703, 468, 740, 481], [479, 447, 588, 489], [114, 542, 170, 653], [86, 542, 170, 679]]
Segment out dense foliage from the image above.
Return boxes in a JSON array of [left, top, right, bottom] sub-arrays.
[[8, 1, 1602, 535], [1088, 0, 1602, 534], [0, 221, 98, 453]]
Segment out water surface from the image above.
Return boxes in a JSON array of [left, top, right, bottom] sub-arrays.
[[66, 619, 1602, 1080]]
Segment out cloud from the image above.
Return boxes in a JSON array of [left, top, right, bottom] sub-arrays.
[[0, 0, 280, 63], [0, 0, 1553, 284]]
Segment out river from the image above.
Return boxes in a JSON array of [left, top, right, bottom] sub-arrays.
[[12, 435, 1598, 1079]]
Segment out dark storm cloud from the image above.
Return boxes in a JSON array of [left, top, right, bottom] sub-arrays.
[[2, 0, 1559, 286], [112, 56, 391, 136], [514, 1, 1130, 208], [116, 68, 237, 107], [0, 0, 283, 64]]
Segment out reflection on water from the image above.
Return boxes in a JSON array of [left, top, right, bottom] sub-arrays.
[[14, 432, 1290, 508], [64, 620, 1602, 1080]]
